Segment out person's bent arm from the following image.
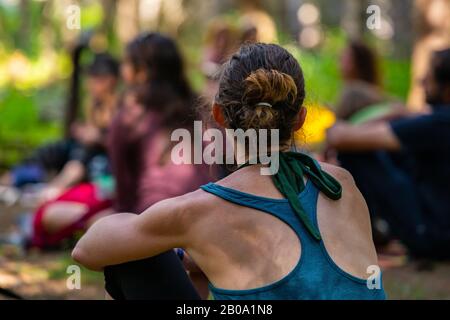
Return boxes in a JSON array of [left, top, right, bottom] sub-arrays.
[[327, 121, 401, 152], [72, 195, 193, 271]]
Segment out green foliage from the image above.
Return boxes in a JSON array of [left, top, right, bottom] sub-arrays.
[[382, 59, 411, 100], [80, 2, 104, 29], [291, 46, 343, 106], [0, 87, 62, 167], [284, 29, 410, 107]]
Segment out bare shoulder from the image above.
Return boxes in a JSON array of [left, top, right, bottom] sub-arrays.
[[319, 162, 355, 186], [153, 188, 219, 229], [179, 188, 219, 214], [136, 188, 217, 236], [318, 161, 369, 224], [317, 161, 378, 274], [319, 161, 367, 208]]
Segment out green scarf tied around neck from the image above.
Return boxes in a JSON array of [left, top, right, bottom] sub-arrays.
[[241, 152, 342, 241]]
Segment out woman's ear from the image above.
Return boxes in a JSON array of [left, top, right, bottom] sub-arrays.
[[212, 103, 226, 127], [294, 107, 307, 131]]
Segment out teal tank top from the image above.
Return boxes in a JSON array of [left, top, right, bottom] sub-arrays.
[[200, 179, 386, 300]]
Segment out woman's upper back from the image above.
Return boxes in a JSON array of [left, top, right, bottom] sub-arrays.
[[182, 162, 385, 299]]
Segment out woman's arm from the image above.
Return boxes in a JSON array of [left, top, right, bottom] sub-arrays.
[[72, 196, 192, 271]]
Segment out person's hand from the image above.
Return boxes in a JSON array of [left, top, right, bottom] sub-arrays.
[[38, 185, 64, 204]]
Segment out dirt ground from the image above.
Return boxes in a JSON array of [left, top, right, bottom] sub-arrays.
[[0, 202, 105, 299], [1, 203, 449, 300], [0, 251, 104, 299]]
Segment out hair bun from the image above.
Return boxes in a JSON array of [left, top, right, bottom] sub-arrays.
[[232, 69, 298, 131], [215, 43, 304, 143], [243, 69, 298, 108]]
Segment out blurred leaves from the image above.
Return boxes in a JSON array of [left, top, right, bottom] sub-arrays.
[[0, 87, 62, 168]]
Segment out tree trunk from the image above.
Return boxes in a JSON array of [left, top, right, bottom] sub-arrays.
[[390, 0, 413, 58], [341, 0, 367, 39], [17, 0, 30, 51], [101, 0, 118, 48]]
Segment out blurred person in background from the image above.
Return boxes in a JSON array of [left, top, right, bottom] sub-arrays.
[[0, 53, 118, 205], [201, 19, 238, 103], [238, 2, 277, 44], [199, 17, 260, 180], [332, 40, 403, 245], [29, 53, 119, 249], [327, 48, 450, 260], [200, 17, 261, 105], [336, 40, 387, 121], [239, 20, 258, 45], [408, 0, 450, 112], [103, 33, 213, 300]]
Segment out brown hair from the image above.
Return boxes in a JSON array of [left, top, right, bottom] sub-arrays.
[[125, 33, 196, 130], [215, 43, 305, 146], [432, 48, 450, 86], [348, 40, 381, 87]]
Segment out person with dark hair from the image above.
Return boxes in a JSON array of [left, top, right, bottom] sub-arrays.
[[101, 33, 213, 300], [408, 0, 450, 111], [73, 43, 386, 300], [341, 41, 380, 86], [0, 53, 118, 198], [112, 33, 207, 212], [0, 53, 119, 249], [30, 53, 119, 249], [327, 48, 450, 260], [336, 40, 386, 121], [82, 53, 119, 132]]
